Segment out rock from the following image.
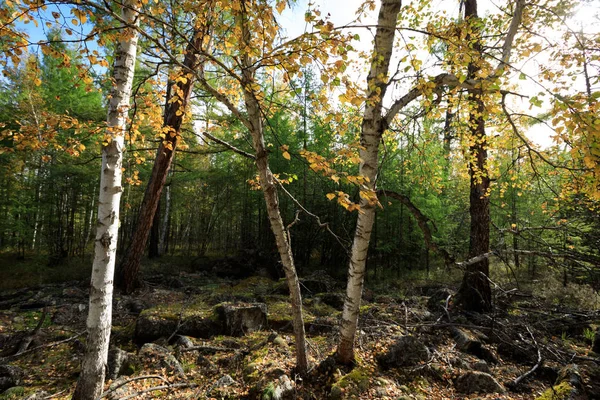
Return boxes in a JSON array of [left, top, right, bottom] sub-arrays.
[[556, 364, 583, 392], [124, 298, 147, 315], [134, 306, 221, 344], [1, 386, 24, 397], [535, 366, 583, 400], [173, 335, 195, 349], [427, 289, 453, 312], [24, 391, 49, 400], [208, 374, 237, 399], [377, 335, 430, 368], [196, 355, 219, 375], [0, 365, 23, 392], [62, 287, 86, 298], [329, 368, 370, 399], [166, 277, 185, 289], [451, 327, 498, 363], [215, 374, 235, 387], [593, 327, 600, 354], [107, 347, 137, 380], [471, 361, 492, 374], [215, 303, 267, 336], [271, 374, 294, 400], [497, 340, 535, 363], [51, 304, 87, 325], [455, 371, 505, 394], [317, 293, 345, 310], [139, 343, 184, 377]]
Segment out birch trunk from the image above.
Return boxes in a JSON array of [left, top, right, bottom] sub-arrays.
[[238, 3, 308, 373], [72, 2, 139, 398], [336, 0, 402, 365]]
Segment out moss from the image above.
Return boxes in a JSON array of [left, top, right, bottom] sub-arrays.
[[267, 301, 316, 324], [535, 382, 573, 400], [0, 386, 25, 399], [330, 367, 370, 399], [140, 298, 214, 321]]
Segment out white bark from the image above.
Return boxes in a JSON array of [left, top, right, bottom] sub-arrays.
[[72, 2, 139, 399], [238, 5, 308, 372], [337, 0, 402, 364]]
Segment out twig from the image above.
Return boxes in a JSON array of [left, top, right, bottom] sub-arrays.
[[180, 345, 239, 354], [510, 326, 543, 387], [16, 307, 48, 355], [119, 383, 195, 400], [99, 375, 170, 399], [2, 331, 85, 361], [275, 179, 351, 251], [201, 131, 255, 160]]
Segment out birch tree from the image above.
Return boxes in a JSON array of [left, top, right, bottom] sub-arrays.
[[336, 0, 527, 363], [336, 0, 403, 365], [72, 1, 139, 398]]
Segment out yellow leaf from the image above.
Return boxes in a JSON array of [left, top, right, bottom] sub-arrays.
[[34, 78, 41, 86], [282, 151, 291, 160], [326, 193, 336, 200], [276, 1, 286, 14]]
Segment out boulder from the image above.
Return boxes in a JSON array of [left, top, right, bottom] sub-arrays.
[[134, 306, 221, 344], [451, 327, 498, 363], [471, 361, 492, 374], [455, 371, 505, 394], [52, 304, 87, 325], [377, 335, 430, 368], [593, 327, 600, 354], [107, 347, 138, 381], [271, 374, 295, 400], [215, 303, 267, 336], [317, 293, 345, 310], [208, 374, 237, 398], [173, 335, 195, 349], [139, 343, 184, 377], [0, 365, 23, 392]]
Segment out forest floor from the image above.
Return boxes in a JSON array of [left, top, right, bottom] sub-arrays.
[[0, 255, 599, 399]]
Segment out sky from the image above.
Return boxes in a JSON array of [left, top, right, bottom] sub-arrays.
[[13, 0, 599, 148], [278, 0, 599, 149]]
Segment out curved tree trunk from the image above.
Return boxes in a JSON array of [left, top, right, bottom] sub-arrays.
[[238, 2, 308, 373], [336, 0, 402, 365], [117, 34, 203, 294], [72, 2, 139, 398]]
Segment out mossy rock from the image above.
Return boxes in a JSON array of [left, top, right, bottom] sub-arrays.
[[134, 300, 221, 344], [535, 382, 574, 400], [329, 367, 370, 399], [0, 386, 25, 399]]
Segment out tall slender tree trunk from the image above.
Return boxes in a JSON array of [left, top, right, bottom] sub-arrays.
[[72, 1, 139, 398], [457, 0, 492, 312], [336, 0, 402, 365], [237, 2, 308, 373], [117, 34, 203, 293], [158, 182, 171, 254]]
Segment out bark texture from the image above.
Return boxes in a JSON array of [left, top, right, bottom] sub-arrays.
[[72, 2, 139, 399], [336, 0, 402, 365], [239, 2, 309, 373], [457, 0, 492, 312], [118, 34, 202, 294]]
